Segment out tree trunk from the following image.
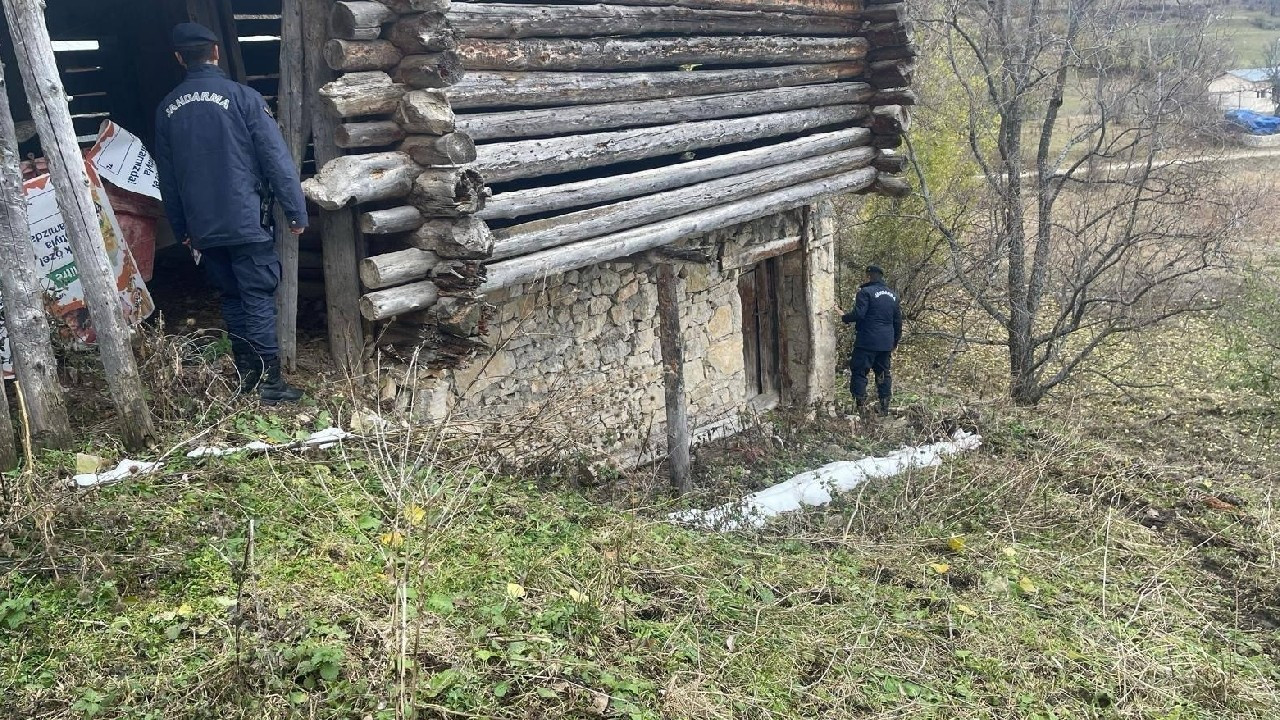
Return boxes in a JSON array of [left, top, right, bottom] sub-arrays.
[[0, 65, 70, 450], [481, 126, 869, 220], [330, 0, 395, 40], [400, 132, 476, 165], [457, 82, 870, 141], [656, 262, 691, 494], [360, 248, 442, 289], [449, 2, 855, 38], [319, 71, 409, 118], [3, 0, 154, 449], [408, 168, 487, 217], [457, 35, 868, 72], [276, 0, 308, 371], [474, 104, 866, 183], [492, 146, 875, 258], [482, 166, 876, 292], [303, 151, 422, 209], [307, 0, 366, 377], [324, 39, 403, 72], [360, 279, 440, 320], [395, 53, 466, 88], [335, 120, 407, 148], [361, 205, 424, 234], [407, 216, 494, 259], [386, 13, 458, 53], [394, 90, 455, 133], [447, 62, 864, 110]]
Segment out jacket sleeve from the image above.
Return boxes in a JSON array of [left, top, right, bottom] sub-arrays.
[[242, 90, 308, 229], [893, 297, 903, 348], [152, 107, 187, 241], [851, 288, 870, 326]]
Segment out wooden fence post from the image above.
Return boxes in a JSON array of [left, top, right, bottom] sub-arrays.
[[657, 263, 691, 494], [3, 0, 155, 449], [0, 60, 71, 450], [275, 0, 309, 371]]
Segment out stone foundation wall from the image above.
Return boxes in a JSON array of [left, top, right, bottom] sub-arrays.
[[422, 203, 840, 465]]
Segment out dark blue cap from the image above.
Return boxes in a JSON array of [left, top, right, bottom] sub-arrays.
[[867, 264, 884, 275], [172, 22, 219, 49]]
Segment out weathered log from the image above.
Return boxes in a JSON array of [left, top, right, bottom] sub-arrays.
[[361, 205, 424, 234], [324, 39, 403, 72], [491, 146, 875, 259], [307, 0, 366, 376], [656, 261, 691, 494], [382, 0, 449, 11], [861, 2, 904, 22], [870, 58, 915, 89], [395, 53, 466, 88], [448, 62, 864, 109], [448, 0, 859, 15], [720, 234, 802, 271], [870, 104, 909, 135], [481, 166, 878, 292], [386, 13, 458, 53], [394, 90, 455, 133], [871, 134, 902, 150], [873, 151, 907, 173], [319, 71, 408, 117], [432, 296, 484, 338], [0, 61, 71, 449], [400, 132, 477, 165], [457, 82, 871, 141], [303, 151, 422, 209], [408, 168, 487, 217], [868, 44, 917, 63], [336, 120, 407, 148], [474, 104, 866, 184], [275, 0, 308, 370], [5, 0, 155, 448], [361, 280, 441, 321], [874, 174, 912, 198], [457, 35, 868, 72], [408, 216, 494, 259], [361, 248, 443, 289], [866, 21, 912, 47], [448, 2, 856, 38], [480, 126, 870, 221], [330, 1, 395, 39]]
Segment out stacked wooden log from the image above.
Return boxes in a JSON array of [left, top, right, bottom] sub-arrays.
[[304, 0, 918, 367], [302, 0, 492, 368]]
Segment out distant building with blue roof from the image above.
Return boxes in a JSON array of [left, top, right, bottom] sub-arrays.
[[1210, 68, 1275, 113]]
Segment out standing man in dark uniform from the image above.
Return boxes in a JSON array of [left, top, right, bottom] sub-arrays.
[[154, 23, 305, 404], [842, 265, 902, 416]]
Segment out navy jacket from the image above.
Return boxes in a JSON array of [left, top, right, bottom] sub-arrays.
[[154, 64, 307, 250], [842, 280, 903, 352]]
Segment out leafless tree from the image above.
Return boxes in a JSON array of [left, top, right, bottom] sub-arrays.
[[911, 0, 1254, 404], [1266, 38, 1280, 115]]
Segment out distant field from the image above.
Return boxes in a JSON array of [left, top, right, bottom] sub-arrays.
[[1218, 10, 1280, 67]]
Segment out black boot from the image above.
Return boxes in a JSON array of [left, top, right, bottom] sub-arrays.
[[259, 357, 304, 405], [233, 354, 263, 395], [878, 396, 891, 416]]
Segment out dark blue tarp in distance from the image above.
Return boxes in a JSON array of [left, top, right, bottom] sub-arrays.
[[1225, 109, 1280, 135]]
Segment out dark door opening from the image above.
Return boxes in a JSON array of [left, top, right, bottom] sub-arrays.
[[738, 258, 782, 403]]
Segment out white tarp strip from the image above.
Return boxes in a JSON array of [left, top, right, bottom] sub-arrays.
[[670, 430, 983, 531]]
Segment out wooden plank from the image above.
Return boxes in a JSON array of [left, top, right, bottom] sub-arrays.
[[739, 269, 761, 396], [448, 2, 857, 38], [480, 126, 870, 221], [447, 62, 864, 110], [275, 0, 307, 371], [481, 165, 877, 292], [3, 0, 155, 449], [491, 146, 875, 259], [720, 235, 802, 271], [657, 262, 691, 494], [473, 104, 866, 184], [457, 0, 861, 16], [305, 0, 364, 376], [0, 60, 70, 450], [456, 82, 871, 141], [457, 35, 868, 72], [757, 258, 780, 397]]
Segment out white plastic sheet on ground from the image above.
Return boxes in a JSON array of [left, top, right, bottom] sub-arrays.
[[73, 459, 161, 489], [186, 428, 353, 458], [670, 430, 983, 531]]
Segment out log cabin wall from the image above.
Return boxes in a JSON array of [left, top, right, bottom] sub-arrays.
[[303, 0, 915, 388]]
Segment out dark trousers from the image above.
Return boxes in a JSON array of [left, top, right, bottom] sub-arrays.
[[200, 241, 282, 360], [850, 348, 892, 401]]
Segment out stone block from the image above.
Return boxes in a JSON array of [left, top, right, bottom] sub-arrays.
[[706, 337, 743, 377]]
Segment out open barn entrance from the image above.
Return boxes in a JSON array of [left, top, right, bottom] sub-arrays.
[[0, 0, 328, 341]]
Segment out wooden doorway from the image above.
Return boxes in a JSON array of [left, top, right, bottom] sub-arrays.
[[738, 258, 782, 403]]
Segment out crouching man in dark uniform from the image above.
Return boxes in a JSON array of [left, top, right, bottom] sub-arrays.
[[842, 265, 903, 416], [154, 23, 306, 404]]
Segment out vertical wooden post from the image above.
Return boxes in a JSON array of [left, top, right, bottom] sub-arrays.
[[0, 60, 71, 450], [275, 0, 310, 371], [657, 262, 691, 494], [3, 0, 155, 449], [187, 0, 247, 82], [305, 0, 365, 378], [0, 372, 15, 470]]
